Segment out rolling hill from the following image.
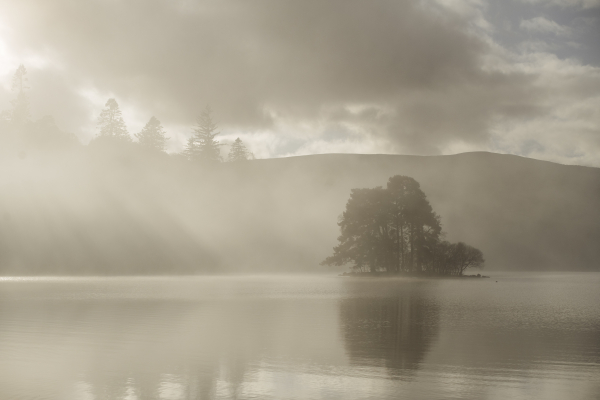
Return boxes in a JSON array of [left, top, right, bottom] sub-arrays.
[[1, 145, 598, 274]]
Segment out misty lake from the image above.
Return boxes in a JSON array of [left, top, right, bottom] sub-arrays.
[[0, 273, 598, 400]]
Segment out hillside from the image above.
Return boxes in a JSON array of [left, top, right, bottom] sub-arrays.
[[230, 153, 600, 271], [1, 145, 599, 274]]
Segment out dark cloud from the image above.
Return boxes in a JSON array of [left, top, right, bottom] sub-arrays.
[[0, 0, 598, 158]]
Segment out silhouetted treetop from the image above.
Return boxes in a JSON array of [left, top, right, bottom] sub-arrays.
[[9, 64, 31, 125], [12, 64, 29, 93], [97, 98, 130, 141], [228, 138, 252, 162], [323, 175, 483, 276], [182, 135, 197, 161], [136, 116, 169, 152], [192, 105, 221, 163]]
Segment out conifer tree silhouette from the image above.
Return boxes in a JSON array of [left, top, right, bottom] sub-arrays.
[[97, 98, 130, 141], [228, 138, 251, 162], [10, 64, 31, 124], [182, 136, 197, 161], [192, 106, 221, 163], [136, 116, 169, 151]]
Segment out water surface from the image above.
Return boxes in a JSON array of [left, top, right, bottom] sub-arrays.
[[0, 273, 598, 399]]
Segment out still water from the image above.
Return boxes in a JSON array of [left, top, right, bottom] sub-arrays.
[[0, 273, 598, 399]]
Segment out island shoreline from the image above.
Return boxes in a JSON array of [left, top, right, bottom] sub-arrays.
[[338, 272, 490, 278]]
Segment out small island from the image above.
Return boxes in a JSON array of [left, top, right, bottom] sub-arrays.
[[322, 175, 486, 277]]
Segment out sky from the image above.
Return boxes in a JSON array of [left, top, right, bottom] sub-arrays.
[[0, 0, 598, 165]]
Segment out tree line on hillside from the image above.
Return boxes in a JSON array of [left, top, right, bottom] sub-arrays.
[[1, 65, 253, 162], [323, 175, 484, 276]]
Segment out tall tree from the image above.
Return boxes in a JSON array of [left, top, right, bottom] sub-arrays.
[[323, 187, 394, 272], [386, 176, 441, 273], [192, 106, 221, 163], [136, 116, 169, 152], [228, 138, 251, 162], [322, 175, 443, 274], [182, 136, 197, 161], [10, 64, 31, 124], [12, 64, 28, 93], [97, 98, 130, 141]]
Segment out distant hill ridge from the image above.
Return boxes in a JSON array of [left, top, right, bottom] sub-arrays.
[[0, 149, 598, 274], [233, 152, 600, 271]]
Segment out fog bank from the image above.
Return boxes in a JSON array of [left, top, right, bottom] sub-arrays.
[[0, 130, 598, 274]]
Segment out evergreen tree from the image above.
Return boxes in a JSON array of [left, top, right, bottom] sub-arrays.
[[10, 64, 31, 125], [97, 98, 130, 141], [135, 116, 169, 151], [228, 137, 251, 162], [182, 136, 197, 161], [192, 105, 221, 163], [12, 64, 28, 92]]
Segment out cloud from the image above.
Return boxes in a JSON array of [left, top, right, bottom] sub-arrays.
[[489, 52, 600, 165], [518, 0, 600, 8], [0, 0, 598, 164], [520, 17, 572, 36]]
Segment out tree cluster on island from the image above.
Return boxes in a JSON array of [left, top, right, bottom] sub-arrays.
[[322, 175, 484, 276], [1, 65, 253, 163]]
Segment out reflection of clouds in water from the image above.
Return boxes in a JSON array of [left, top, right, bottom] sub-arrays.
[[0, 277, 349, 399], [123, 379, 138, 400], [70, 381, 94, 400], [158, 375, 184, 400]]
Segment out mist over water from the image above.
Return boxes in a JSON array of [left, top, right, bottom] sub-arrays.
[[2, 142, 600, 275], [0, 1, 599, 397], [0, 273, 598, 400]]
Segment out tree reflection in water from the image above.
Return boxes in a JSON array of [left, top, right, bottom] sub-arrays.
[[2, 277, 600, 399], [339, 286, 440, 376]]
